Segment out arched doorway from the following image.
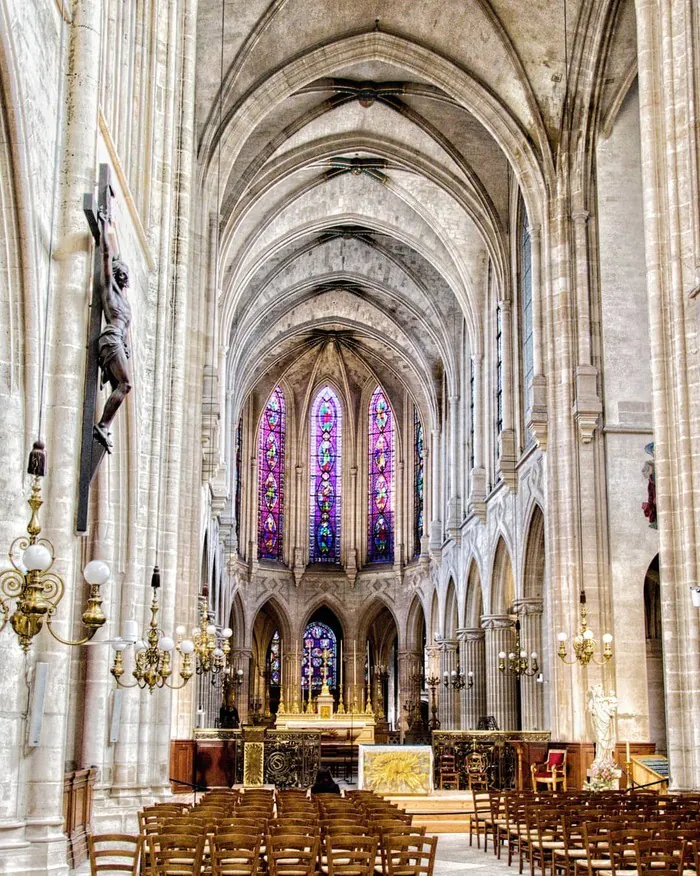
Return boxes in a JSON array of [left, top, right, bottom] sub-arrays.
[[251, 599, 290, 720], [644, 555, 666, 753], [357, 600, 399, 732]]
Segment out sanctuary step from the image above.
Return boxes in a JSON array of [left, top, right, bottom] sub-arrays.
[[384, 791, 472, 834]]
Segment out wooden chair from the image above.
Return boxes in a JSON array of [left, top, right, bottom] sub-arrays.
[[266, 834, 320, 876], [466, 751, 490, 791], [88, 834, 142, 875], [531, 810, 565, 876], [634, 839, 685, 876], [468, 791, 491, 851], [324, 834, 377, 876], [147, 833, 206, 876], [437, 753, 460, 790], [210, 833, 261, 876], [384, 835, 437, 876], [531, 749, 568, 792]]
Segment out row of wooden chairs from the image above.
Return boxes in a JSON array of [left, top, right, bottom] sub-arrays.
[[468, 789, 700, 876], [88, 828, 438, 876]]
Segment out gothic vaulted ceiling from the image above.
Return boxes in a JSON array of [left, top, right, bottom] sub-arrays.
[[195, 0, 638, 425]]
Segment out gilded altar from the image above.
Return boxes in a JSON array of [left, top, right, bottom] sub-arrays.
[[274, 709, 376, 743]]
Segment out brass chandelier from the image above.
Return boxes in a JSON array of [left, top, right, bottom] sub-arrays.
[[178, 596, 232, 682], [111, 567, 194, 692], [499, 619, 539, 678], [557, 591, 613, 666], [0, 456, 109, 652]]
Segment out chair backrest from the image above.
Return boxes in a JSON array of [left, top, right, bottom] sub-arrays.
[[148, 833, 206, 876], [545, 749, 567, 770], [634, 839, 686, 876], [325, 835, 378, 876], [210, 833, 261, 876], [266, 834, 320, 876], [384, 835, 437, 876], [88, 834, 142, 876]]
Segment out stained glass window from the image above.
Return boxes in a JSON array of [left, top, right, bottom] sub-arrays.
[[309, 386, 342, 562], [301, 622, 337, 690], [268, 630, 281, 686], [368, 387, 394, 563], [258, 387, 285, 560], [414, 408, 424, 558], [234, 418, 242, 548], [519, 196, 535, 449]]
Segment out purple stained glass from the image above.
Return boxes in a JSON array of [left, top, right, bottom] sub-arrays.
[[368, 387, 394, 563], [309, 387, 342, 562], [301, 622, 337, 690], [414, 409, 424, 558], [258, 387, 285, 560], [268, 630, 281, 686]]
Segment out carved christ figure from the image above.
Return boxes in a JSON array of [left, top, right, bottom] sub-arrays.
[[588, 684, 618, 766], [94, 210, 132, 452]]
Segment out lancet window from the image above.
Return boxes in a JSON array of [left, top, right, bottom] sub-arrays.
[[258, 387, 285, 560], [309, 386, 342, 562], [519, 197, 534, 447], [301, 622, 337, 690], [268, 630, 281, 685], [414, 408, 424, 558], [368, 387, 394, 563]]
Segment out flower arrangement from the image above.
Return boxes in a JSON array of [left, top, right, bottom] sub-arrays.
[[584, 760, 619, 791]]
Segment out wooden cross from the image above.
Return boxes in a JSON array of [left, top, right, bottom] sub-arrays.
[[76, 163, 113, 534]]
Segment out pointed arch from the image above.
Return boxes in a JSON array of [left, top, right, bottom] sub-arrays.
[[444, 578, 459, 638], [406, 595, 427, 651], [465, 559, 484, 628], [368, 385, 394, 563], [258, 385, 286, 560], [309, 384, 342, 562], [490, 537, 515, 615], [522, 504, 545, 600]]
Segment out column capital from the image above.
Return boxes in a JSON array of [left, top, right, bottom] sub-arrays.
[[571, 209, 590, 225], [527, 223, 541, 241], [513, 598, 544, 616], [457, 627, 485, 642], [480, 614, 514, 631], [499, 298, 512, 313]]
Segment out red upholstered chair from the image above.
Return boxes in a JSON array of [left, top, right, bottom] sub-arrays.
[[530, 748, 567, 791]]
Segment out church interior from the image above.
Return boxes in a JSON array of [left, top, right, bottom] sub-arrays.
[[1, 0, 700, 873]]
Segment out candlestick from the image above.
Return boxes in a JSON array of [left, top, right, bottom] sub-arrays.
[[279, 637, 283, 693], [625, 741, 630, 762], [339, 639, 343, 691]]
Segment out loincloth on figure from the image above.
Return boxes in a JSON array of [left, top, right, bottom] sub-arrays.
[[97, 325, 130, 388]]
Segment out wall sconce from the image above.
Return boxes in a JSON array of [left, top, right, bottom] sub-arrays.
[[0, 469, 109, 651]]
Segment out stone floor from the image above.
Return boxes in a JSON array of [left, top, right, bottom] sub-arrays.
[[433, 834, 512, 876]]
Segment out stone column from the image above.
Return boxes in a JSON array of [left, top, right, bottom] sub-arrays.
[[636, 0, 700, 789], [469, 355, 486, 518], [446, 395, 461, 537], [498, 300, 517, 488], [527, 225, 548, 447], [230, 648, 252, 724], [458, 629, 486, 729], [514, 599, 545, 730], [429, 429, 442, 551], [425, 645, 441, 729], [292, 464, 304, 584], [439, 640, 459, 729], [482, 615, 517, 730]]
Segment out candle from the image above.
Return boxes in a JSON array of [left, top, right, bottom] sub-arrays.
[[626, 741, 630, 763], [339, 639, 343, 691]]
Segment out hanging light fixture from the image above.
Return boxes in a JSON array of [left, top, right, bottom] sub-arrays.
[[443, 665, 474, 690], [557, 591, 613, 666], [499, 619, 539, 677], [110, 567, 194, 692], [178, 596, 232, 681], [0, 446, 110, 651]]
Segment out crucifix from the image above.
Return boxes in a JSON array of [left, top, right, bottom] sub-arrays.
[[77, 164, 132, 533]]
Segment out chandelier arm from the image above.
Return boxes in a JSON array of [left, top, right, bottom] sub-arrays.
[[112, 675, 140, 689], [44, 616, 100, 647], [163, 676, 190, 691]]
